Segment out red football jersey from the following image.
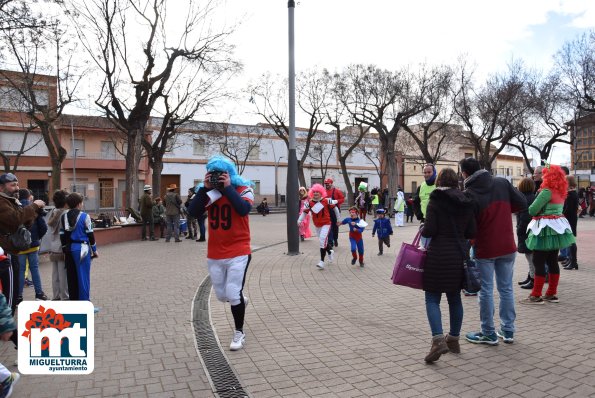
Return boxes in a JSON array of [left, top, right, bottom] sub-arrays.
[[207, 186, 254, 259], [304, 199, 336, 227]]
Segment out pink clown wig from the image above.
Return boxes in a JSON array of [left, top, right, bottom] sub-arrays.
[[308, 184, 327, 200]]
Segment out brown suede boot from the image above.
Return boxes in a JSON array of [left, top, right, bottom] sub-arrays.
[[424, 335, 449, 363], [445, 334, 460, 354]]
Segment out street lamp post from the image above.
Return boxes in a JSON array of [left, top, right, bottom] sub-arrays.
[[286, 0, 299, 255], [275, 156, 284, 207]]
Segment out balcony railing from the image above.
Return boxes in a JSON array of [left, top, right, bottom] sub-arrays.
[[67, 152, 125, 160]]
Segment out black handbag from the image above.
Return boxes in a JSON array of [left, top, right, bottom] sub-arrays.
[[462, 258, 481, 294], [9, 225, 32, 251], [449, 217, 481, 294]]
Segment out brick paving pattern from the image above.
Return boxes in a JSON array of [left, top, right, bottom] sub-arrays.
[[2, 214, 594, 397]]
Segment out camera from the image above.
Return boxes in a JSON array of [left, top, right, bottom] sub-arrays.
[[208, 171, 224, 190]]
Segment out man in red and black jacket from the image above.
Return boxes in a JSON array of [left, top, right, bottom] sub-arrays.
[[459, 158, 527, 346], [324, 178, 345, 247]]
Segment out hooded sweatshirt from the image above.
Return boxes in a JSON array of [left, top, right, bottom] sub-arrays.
[[463, 170, 527, 259]]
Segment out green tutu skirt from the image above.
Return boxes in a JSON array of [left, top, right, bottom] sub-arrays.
[[526, 226, 575, 251]]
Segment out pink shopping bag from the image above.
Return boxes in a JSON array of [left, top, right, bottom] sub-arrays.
[[391, 229, 426, 290]]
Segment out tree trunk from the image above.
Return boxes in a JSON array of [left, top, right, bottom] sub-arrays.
[[50, 160, 61, 193], [125, 130, 143, 209], [152, 156, 164, 198], [383, 135, 398, 203], [339, 159, 354, 207], [297, 160, 306, 187]]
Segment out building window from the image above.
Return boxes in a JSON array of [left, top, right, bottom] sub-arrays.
[[193, 138, 205, 156], [517, 167, 521, 176], [101, 141, 116, 159], [464, 153, 473, 158], [165, 137, 175, 153], [248, 145, 260, 160], [411, 181, 417, 194], [252, 180, 260, 194], [72, 139, 85, 156]]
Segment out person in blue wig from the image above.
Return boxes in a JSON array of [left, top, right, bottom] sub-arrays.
[[188, 155, 254, 351]]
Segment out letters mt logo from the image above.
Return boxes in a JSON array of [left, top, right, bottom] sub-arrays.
[[18, 301, 94, 374]]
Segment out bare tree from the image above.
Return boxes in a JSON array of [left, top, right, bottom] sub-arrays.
[[142, 63, 238, 195], [0, 16, 79, 191], [507, 72, 572, 173], [70, 0, 238, 208], [555, 30, 595, 113], [324, 69, 371, 205], [203, 122, 267, 175], [306, 129, 335, 182], [0, 0, 55, 33], [400, 64, 458, 164], [453, 59, 536, 172], [248, 70, 327, 187], [339, 64, 436, 204]]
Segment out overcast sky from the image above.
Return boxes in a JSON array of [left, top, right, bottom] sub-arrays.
[[209, 0, 594, 163], [60, 0, 594, 163]]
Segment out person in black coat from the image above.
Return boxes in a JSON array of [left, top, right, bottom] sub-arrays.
[[516, 178, 536, 289], [420, 168, 476, 363], [562, 176, 579, 270]]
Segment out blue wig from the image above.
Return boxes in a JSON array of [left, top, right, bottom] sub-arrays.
[[198, 155, 252, 190]]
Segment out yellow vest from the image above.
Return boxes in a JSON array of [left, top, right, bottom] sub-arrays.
[[419, 182, 436, 217]]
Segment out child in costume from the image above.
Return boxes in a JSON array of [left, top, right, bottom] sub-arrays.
[[372, 208, 393, 255], [297, 184, 339, 269], [355, 182, 370, 221], [298, 187, 312, 241], [60, 192, 99, 309], [521, 164, 575, 305], [188, 156, 254, 351], [338, 206, 367, 267]]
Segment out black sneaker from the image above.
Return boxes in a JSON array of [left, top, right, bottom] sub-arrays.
[[351, 258, 357, 265], [35, 292, 48, 301], [15, 296, 23, 306]]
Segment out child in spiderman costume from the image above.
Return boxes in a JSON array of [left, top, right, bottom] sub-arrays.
[[338, 206, 367, 267]]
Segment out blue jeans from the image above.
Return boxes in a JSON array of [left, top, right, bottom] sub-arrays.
[[18, 250, 43, 296], [425, 291, 463, 336], [476, 252, 516, 335], [559, 246, 569, 258]]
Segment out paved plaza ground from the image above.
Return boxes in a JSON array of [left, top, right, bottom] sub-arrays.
[[2, 213, 595, 397]]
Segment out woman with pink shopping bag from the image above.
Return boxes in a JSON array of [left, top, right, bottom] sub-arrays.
[[419, 168, 476, 363]]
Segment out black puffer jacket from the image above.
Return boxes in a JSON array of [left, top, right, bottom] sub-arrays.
[[421, 188, 476, 293], [563, 189, 578, 235], [516, 191, 535, 254]]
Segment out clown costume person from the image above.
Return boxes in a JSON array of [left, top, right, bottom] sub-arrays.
[[520, 164, 575, 305], [188, 156, 254, 351], [297, 184, 340, 269], [338, 206, 367, 267]]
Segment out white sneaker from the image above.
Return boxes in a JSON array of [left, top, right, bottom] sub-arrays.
[[316, 260, 325, 269], [328, 250, 334, 262], [230, 330, 246, 351]]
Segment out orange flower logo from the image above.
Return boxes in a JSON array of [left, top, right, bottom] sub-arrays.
[[21, 305, 72, 350]]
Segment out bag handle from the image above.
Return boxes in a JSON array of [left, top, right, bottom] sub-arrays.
[[412, 228, 423, 246]]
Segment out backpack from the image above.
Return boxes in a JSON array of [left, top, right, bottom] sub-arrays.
[[8, 225, 32, 251]]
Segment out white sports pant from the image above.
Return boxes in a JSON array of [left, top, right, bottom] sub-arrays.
[[207, 255, 250, 306], [314, 224, 331, 249], [395, 212, 404, 227], [0, 363, 10, 380]]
